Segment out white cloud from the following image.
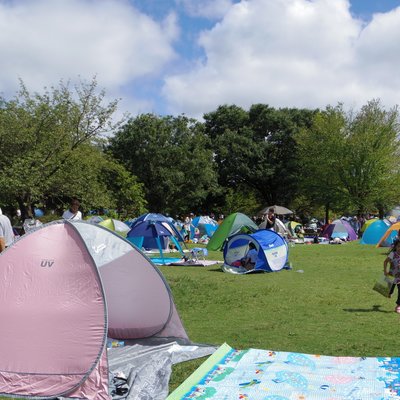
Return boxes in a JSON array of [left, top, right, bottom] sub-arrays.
[[2, 0, 400, 121], [163, 0, 400, 119], [355, 7, 400, 93], [176, 0, 234, 19], [0, 0, 177, 115]]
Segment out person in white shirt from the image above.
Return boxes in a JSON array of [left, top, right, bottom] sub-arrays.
[[0, 208, 15, 253], [62, 199, 82, 220]]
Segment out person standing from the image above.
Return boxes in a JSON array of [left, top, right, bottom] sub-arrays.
[[264, 208, 276, 230], [383, 240, 400, 313], [62, 199, 82, 220], [183, 213, 194, 242], [0, 208, 15, 253]]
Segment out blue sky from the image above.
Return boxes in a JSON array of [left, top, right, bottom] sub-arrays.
[[1, 0, 400, 120], [350, 0, 400, 19]]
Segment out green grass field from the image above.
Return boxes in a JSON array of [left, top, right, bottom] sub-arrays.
[[2, 241, 395, 399], [163, 241, 397, 392]]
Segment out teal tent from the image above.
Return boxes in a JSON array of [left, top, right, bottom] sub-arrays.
[[360, 219, 390, 245]]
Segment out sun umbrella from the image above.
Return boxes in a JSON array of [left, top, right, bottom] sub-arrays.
[[259, 205, 293, 215]]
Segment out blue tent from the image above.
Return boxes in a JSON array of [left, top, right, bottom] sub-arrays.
[[360, 219, 390, 245], [126, 220, 184, 264], [132, 213, 184, 242], [222, 229, 289, 274], [190, 216, 219, 239], [34, 208, 44, 217]]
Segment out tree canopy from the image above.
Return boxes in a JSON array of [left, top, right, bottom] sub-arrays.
[[1, 77, 400, 222], [108, 113, 218, 216], [0, 78, 145, 218], [296, 101, 400, 220]]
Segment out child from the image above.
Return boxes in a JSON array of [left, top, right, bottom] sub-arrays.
[[383, 240, 400, 313], [240, 242, 258, 271]]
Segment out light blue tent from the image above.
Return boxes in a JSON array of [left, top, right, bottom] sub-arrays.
[[190, 216, 219, 239], [360, 219, 391, 245], [222, 229, 289, 274]]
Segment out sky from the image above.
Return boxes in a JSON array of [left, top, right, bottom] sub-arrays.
[[1, 0, 400, 121]]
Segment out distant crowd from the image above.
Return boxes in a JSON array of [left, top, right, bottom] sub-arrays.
[[0, 197, 397, 254]]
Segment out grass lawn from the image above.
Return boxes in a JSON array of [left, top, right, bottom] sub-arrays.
[[163, 241, 397, 392]]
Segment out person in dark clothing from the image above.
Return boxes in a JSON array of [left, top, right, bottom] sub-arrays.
[[264, 208, 276, 230]]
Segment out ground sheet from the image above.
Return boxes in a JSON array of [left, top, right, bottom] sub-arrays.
[[168, 343, 400, 399]]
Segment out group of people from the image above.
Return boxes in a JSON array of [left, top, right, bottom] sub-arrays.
[[0, 199, 82, 254]]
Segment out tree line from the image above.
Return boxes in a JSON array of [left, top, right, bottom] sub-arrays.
[[1, 79, 399, 222]]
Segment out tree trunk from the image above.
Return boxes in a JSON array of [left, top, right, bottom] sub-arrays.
[[17, 196, 33, 220], [324, 203, 330, 224]]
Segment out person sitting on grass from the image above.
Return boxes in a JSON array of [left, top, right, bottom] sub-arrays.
[[240, 242, 258, 271], [383, 240, 400, 313]]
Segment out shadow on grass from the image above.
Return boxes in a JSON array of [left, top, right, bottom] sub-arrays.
[[209, 267, 224, 273], [343, 304, 392, 313]]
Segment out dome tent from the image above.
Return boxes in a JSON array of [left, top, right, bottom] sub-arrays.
[[207, 212, 259, 251], [321, 219, 358, 241], [0, 220, 187, 399], [129, 213, 185, 251], [127, 219, 185, 264], [360, 219, 390, 245], [360, 218, 378, 233], [190, 215, 219, 239], [98, 218, 131, 237], [377, 222, 400, 247], [222, 229, 289, 274]]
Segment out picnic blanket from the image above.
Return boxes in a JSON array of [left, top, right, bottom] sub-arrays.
[[168, 343, 400, 399]]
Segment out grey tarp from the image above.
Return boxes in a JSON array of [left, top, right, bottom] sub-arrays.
[[107, 341, 216, 399]]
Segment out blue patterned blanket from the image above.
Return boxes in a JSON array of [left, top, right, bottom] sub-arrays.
[[167, 343, 400, 399]]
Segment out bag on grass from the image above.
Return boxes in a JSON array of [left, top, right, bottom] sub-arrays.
[[373, 274, 395, 298]]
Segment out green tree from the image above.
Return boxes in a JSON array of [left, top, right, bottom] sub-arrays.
[[224, 186, 260, 216], [340, 100, 400, 216], [100, 158, 147, 218], [203, 104, 316, 210], [109, 114, 218, 216], [296, 100, 400, 220], [295, 105, 347, 222], [43, 145, 147, 218], [248, 104, 317, 206], [0, 78, 126, 218], [203, 105, 266, 210]]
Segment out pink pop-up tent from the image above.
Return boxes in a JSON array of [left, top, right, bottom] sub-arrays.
[[0, 220, 188, 399]]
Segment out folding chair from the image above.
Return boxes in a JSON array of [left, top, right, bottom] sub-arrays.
[[190, 247, 208, 262]]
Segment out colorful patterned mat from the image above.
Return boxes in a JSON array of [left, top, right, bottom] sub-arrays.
[[167, 343, 400, 399]]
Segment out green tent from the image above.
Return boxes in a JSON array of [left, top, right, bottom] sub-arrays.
[[206, 212, 258, 251], [98, 218, 130, 237]]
